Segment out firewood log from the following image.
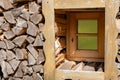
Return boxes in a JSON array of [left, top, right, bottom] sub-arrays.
[[20, 11, 30, 21], [6, 50, 16, 61], [14, 66, 23, 78], [33, 35, 43, 47], [1, 22, 10, 31], [0, 49, 7, 60], [28, 52, 36, 65], [0, 41, 6, 49], [27, 44, 39, 59], [29, 2, 40, 14], [26, 36, 35, 44], [12, 27, 26, 35], [32, 72, 42, 80], [27, 21, 38, 36], [57, 60, 76, 70], [13, 35, 27, 47], [23, 75, 34, 80], [14, 48, 28, 60], [38, 23, 44, 32], [72, 62, 85, 71], [16, 17, 26, 27], [4, 39, 15, 49], [0, 0, 13, 10], [36, 49, 45, 64], [32, 65, 43, 73], [4, 30, 15, 39], [3, 11, 16, 24], [30, 13, 43, 24], [9, 59, 20, 71], [0, 17, 5, 26]]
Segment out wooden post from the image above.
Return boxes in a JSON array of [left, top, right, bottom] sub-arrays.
[[42, 0, 55, 80], [105, 0, 119, 80]]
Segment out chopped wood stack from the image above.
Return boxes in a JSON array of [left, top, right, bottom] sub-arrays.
[[0, 0, 44, 80], [116, 32, 120, 79], [56, 58, 104, 72], [55, 37, 66, 56], [55, 37, 104, 72]]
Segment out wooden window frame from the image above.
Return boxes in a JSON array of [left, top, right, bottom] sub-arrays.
[[67, 11, 105, 62]]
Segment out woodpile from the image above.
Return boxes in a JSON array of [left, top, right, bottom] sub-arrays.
[[116, 24, 120, 79], [55, 37, 104, 72], [0, 0, 45, 80], [56, 58, 104, 72]]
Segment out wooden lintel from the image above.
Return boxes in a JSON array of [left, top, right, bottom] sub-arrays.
[[54, 0, 105, 9], [55, 69, 104, 80]]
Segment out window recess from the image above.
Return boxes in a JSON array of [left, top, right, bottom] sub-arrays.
[[67, 11, 105, 62]]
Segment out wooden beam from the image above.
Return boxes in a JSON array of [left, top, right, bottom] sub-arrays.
[[55, 69, 104, 80], [42, 0, 55, 80], [54, 0, 105, 9], [105, 0, 119, 80]]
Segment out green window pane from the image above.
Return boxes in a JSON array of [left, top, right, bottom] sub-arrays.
[[78, 20, 98, 33], [78, 36, 97, 50]]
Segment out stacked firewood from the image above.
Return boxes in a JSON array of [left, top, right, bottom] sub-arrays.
[[0, 0, 45, 80], [55, 37, 104, 72], [116, 35, 120, 78], [56, 59, 104, 72], [116, 12, 120, 79]]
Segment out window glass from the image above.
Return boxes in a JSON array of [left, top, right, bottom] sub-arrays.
[[78, 36, 97, 50], [78, 20, 98, 33]]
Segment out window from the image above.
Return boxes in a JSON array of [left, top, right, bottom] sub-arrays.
[[67, 11, 105, 62]]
